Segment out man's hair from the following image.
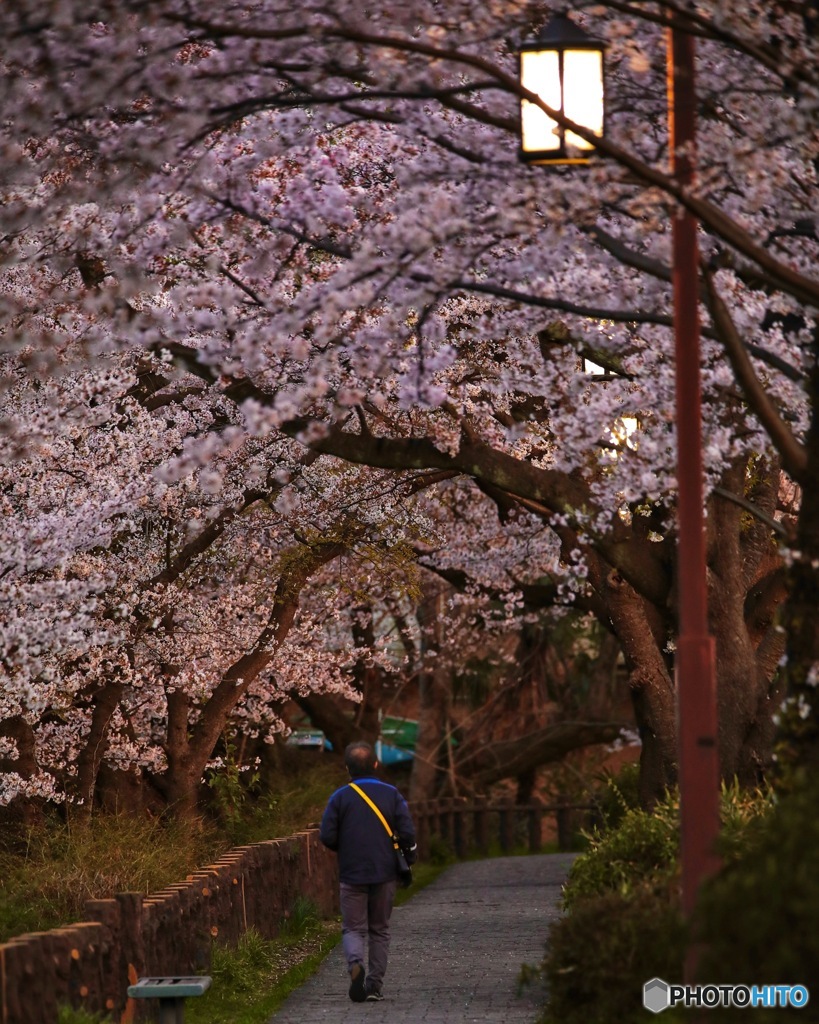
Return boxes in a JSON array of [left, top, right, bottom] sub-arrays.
[[345, 741, 377, 778]]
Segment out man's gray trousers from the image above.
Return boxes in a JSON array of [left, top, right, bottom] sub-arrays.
[[339, 880, 397, 993]]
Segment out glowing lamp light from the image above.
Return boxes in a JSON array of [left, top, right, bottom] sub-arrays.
[[519, 12, 606, 164]]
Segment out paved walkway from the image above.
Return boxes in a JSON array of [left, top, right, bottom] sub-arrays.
[[269, 853, 575, 1024]]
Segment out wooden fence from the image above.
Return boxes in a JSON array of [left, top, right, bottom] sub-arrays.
[[410, 797, 600, 860], [0, 830, 338, 1024]]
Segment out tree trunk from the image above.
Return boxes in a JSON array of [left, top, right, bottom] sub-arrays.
[[601, 568, 678, 804], [351, 606, 384, 740], [294, 692, 364, 752], [162, 687, 200, 819], [409, 583, 450, 801], [778, 340, 819, 778], [74, 677, 125, 820]]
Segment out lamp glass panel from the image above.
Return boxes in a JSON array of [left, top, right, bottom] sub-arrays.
[[563, 49, 604, 150], [520, 49, 561, 153]]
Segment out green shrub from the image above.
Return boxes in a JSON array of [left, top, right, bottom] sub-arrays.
[[712, 778, 774, 864], [542, 879, 686, 1024], [561, 790, 680, 912], [562, 780, 773, 914], [694, 778, 819, 992], [427, 833, 456, 865], [591, 762, 642, 830], [540, 780, 780, 1024]]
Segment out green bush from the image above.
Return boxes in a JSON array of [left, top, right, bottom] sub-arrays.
[[540, 780, 781, 1024], [561, 790, 680, 912], [562, 780, 773, 913], [694, 779, 819, 991], [591, 762, 642, 830], [542, 880, 686, 1024], [427, 833, 456, 865], [711, 778, 774, 864]]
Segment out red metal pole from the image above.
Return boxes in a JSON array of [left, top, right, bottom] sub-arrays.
[[668, 20, 721, 974]]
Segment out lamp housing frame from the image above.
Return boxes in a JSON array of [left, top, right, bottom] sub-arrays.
[[519, 12, 607, 165]]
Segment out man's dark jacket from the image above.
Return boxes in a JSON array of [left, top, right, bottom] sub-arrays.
[[320, 777, 417, 885]]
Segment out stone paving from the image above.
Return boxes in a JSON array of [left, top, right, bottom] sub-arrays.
[[268, 853, 575, 1024]]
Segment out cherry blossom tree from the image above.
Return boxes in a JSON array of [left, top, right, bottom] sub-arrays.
[[2, 0, 817, 810]]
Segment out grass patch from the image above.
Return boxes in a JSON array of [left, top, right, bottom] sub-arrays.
[[0, 757, 343, 943], [186, 919, 340, 1024], [56, 1009, 109, 1024], [0, 814, 224, 943]]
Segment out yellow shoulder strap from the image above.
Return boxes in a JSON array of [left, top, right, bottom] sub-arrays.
[[349, 783, 399, 848]]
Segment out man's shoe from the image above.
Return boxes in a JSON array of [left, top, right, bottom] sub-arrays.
[[349, 963, 366, 1002], [366, 989, 384, 1002]]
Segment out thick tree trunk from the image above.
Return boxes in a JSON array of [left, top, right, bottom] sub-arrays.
[[162, 687, 200, 819], [779, 343, 819, 777], [601, 569, 678, 804]]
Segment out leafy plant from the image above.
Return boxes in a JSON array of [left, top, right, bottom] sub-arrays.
[[205, 732, 262, 830], [278, 897, 320, 939], [57, 1007, 109, 1024], [540, 780, 780, 1023], [694, 778, 819, 991], [591, 762, 642, 830], [426, 833, 456, 866], [541, 880, 686, 1024], [561, 789, 680, 911]]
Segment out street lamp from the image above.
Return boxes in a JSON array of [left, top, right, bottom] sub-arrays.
[[521, 10, 721, 978], [519, 12, 606, 164]]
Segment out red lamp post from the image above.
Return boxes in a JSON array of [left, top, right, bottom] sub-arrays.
[[519, 12, 722, 979], [667, 18, 721, 969]]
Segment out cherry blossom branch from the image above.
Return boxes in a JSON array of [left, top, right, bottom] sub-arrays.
[[189, 536, 346, 765], [322, 25, 819, 309], [703, 270, 808, 481]]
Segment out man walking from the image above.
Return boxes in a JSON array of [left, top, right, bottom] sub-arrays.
[[320, 741, 417, 1002]]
